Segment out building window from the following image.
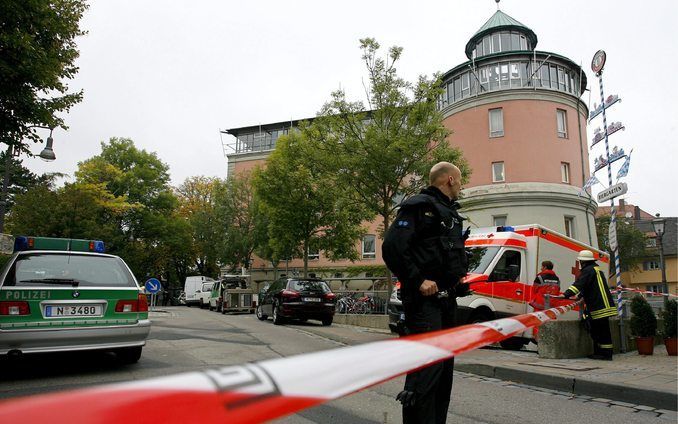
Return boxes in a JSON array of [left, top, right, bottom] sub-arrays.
[[646, 284, 667, 294], [643, 261, 660, 271], [362, 235, 376, 259], [556, 109, 568, 138], [561, 162, 570, 184], [564, 216, 575, 238], [307, 247, 319, 261], [489, 108, 504, 137], [493, 215, 507, 227], [646, 237, 657, 248], [492, 162, 505, 183]]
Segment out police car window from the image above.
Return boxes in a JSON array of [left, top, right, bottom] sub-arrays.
[[5, 253, 137, 287], [467, 247, 500, 274], [290, 280, 330, 292]]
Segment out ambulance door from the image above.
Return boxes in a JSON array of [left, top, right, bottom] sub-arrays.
[[488, 248, 527, 316]]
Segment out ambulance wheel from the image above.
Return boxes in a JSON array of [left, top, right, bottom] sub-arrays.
[[256, 305, 268, 320], [500, 337, 526, 351], [117, 346, 142, 364]]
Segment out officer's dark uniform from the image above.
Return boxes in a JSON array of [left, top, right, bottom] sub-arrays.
[[382, 186, 468, 424], [563, 261, 616, 359]]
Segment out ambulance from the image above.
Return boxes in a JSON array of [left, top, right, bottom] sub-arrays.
[[0, 236, 150, 363], [389, 225, 609, 350]]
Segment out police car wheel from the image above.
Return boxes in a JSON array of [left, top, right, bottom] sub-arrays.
[[499, 337, 526, 351], [321, 317, 333, 326], [117, 346, 142, 364]]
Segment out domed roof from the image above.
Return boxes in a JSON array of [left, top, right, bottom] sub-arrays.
[[465, 10, 538, 59]]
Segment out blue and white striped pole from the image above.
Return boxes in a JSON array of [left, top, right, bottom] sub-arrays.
[[597, 72, 627, 353]]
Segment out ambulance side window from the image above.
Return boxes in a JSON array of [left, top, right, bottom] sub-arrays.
[[489, 250, 521, 282]]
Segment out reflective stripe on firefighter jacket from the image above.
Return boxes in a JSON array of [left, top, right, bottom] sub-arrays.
[[563, 262, 616, 319]]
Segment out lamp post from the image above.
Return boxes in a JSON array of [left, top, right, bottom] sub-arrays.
[[0, 128, 56, 233], [652, 214, 667, 293]]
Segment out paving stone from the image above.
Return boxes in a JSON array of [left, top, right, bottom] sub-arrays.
[[610, 400, 637, 408], [610, 405, 635, 413], [567, 397, 591, 404], [634, 410, 660, 418], [591, 398, 611, 404], [552, 394, 571, 400], [633, 405, 656, 411], [657, 410, 678, 422]]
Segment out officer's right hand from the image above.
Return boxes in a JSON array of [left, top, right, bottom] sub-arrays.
[[419, 280, 438, 296]]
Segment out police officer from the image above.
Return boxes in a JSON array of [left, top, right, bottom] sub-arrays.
[[382, 161, 469, 424], [562, 250, 616, 360]]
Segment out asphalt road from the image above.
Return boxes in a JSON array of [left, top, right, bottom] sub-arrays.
[[0, 306, 670, 423]]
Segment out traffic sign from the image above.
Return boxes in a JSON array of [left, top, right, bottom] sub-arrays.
[[597, 182, 628, 203], [591, 50, 606, 74], [145, 278, 161, 294], [609, 221, 618, 251]]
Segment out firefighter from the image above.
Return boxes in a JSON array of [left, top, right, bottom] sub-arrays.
[[562, 250, 616, 360], [382, 161, 470, 424]]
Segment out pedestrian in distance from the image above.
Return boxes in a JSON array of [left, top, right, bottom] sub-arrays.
[[560, 250, 616, 360], [529, 260, 560, 310], [382, 161, 471, 424]]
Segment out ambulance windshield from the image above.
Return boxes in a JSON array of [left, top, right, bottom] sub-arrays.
[[467, 247, 500, 275]]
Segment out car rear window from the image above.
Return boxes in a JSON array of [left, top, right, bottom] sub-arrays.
[[290, 280, 330, 292], [3, 253, 137, 288]]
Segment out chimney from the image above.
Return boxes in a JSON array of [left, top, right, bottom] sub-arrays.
[[634, 206, 641, 220]]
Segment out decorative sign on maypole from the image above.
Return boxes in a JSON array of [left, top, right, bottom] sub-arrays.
[[588, 49, 631, 352]]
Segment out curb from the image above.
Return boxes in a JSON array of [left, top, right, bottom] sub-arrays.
[[455, 363, 677, 411]]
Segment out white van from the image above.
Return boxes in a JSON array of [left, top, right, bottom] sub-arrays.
[[184, 276, 216, 307]]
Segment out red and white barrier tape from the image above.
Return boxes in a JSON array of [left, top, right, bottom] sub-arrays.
[[0, 301, 580, 424], [611, 287, 677, 298]]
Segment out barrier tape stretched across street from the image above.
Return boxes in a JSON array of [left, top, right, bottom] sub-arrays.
[[0, 300, 581, 424], [611, 287, 677, 298]]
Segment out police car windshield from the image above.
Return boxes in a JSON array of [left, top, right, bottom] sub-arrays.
[[467, 247, 500, 275], [4, 253, 137, 288]]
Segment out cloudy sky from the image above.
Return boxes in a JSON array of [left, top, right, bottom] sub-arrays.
[[23, 0, 678, 216]]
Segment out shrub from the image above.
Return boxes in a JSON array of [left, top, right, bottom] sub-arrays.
[[660, 299, 677, 339], [629, 295, 657, 337]]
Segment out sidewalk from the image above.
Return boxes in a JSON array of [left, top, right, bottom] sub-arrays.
[[455, 344, 677, 412]]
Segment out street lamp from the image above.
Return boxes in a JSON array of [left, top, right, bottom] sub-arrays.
[[651, 214, 668, 293], [0, 128, 57, 233]]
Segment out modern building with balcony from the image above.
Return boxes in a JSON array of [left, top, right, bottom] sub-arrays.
[[221, 8, 599, 281]]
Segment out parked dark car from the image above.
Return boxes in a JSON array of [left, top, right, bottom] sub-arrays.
[[256, 278, 336, 326]]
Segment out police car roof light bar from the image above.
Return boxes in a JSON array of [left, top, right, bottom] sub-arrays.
[[13, 236, 105, 253]]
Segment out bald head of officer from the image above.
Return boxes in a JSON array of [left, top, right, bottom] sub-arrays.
[[429, 161, 462, 201]]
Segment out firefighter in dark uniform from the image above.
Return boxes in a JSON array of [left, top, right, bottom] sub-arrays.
[[562, 250, 616, 360], [382, 162, 470, 424]]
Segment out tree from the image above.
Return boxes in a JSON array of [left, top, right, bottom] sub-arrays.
[[213, 173, 258, 272], [253, 132, 369, 277], [176, 176, 220, 276], [0, 151, 60, 213], [0, 0, 88, 151], [306, 38, 470, 290], [310, 38, 469, 237], [596, 215, 648, 272]]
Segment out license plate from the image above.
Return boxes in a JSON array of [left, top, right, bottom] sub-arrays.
[[303, 297, 321, 302], [45, 304, 103, 317]]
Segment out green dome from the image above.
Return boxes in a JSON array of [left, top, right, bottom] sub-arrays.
[[465, 10, 538, 59]]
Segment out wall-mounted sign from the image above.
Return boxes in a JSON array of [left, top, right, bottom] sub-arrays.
[[591, 50, 606, 74], [597, 182, 628, 203]]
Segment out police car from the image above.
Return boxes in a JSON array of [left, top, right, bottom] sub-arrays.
[[0, 236, 150, 363]]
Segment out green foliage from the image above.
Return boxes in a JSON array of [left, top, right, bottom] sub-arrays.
[[629, 295, 657, 337], [253, 131, 369, 277], [595, 215, 648, 272], [307, 38, 470, 240], [0, 0, 88, 151], [176, 176, 221, 276], [660, 299, 677, 338]]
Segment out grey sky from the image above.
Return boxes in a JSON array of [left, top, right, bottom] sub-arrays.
[[23, 0, 678, 216]]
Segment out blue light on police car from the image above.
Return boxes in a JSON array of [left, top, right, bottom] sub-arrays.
[[13, 237, 29, 252], [92, 240, 105, 253]]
